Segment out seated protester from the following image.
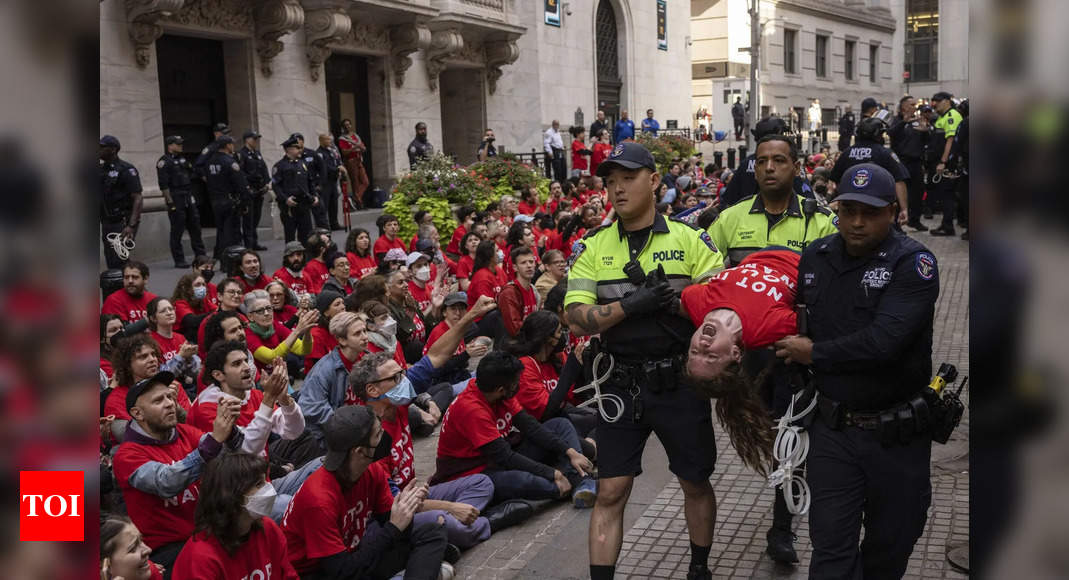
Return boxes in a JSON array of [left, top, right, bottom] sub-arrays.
[[347, 273, 389, 314], [345, 228, 378, 280], [171, 273, 217, 335], [112, 371, 243, 572], [273, 241, 314, 297], [416, 224, 457, 279], [196, 278, 247, 360], [503, 311, 596, 441], [445, 205, 477, 259], [243, 290, 317, 375], [423, 292, 493, 389], [100, 515, 164, 580], [233, 249, 272, 294], [517, 185, 541, 216], [197, 311, 259, 394], [105, 335, 193, 424], [498, 247, 540, 338], [322, 250, 355, 296], [303, 291, 345, 375], [541, 281, 585, 356], [455, 232, 481, 292], [297, 312, 370, 448], [147, 297, 201, 400], [350, 353, 532, 548], [376, 247, 408, 276], [408, 210, 434, 250], [502, 219, 540, 281], [101, 314, 124, 380], [103, 261, 158, 323], [172, 453, 299, 580], [384, 270, 429, 363], [535, 251, 566, 304], [266, 280, 300, 329], [406, 251, 441, 315], [373, 213, 408, 262], [302, 233, 333, 295], [281, 406, 451, 580], [466, 240, 506, 310], [432, 351, 597, 508]]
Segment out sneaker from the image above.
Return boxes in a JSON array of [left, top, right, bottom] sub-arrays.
[[906, 222, 929, 232], [438, 562, 455, 580], [930, 226, 956, 236], [686, 563, 712, 580], [572, 478, 597, 508]]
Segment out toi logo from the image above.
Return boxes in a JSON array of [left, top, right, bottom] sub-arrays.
[[20, 471, 84, 541]]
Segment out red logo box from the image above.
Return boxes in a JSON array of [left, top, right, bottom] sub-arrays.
[[20, 471, 84, 541]]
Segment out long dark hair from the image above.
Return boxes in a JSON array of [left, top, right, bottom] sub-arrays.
[[685, 359, 775, 476], [471, 239, 498, 275], [504, 311, 563, 374], [460, 232, 481, 257], [100, 314, 122, 351], [111, 334, 160, 387], [146, 296, 170, 331], [100, 514, 133, 561], [172, 272, 205, 307], [506, 221, 530, 248], [346, 228, 371, 257], [193, 452, 269, 555]]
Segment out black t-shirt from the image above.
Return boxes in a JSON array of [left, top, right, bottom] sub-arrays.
[[829, 141, 911, 184]]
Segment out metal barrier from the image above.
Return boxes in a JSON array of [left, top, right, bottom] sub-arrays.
[[507, 149, 552, 177]]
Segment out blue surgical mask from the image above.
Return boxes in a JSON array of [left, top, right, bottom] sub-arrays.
[[193, 286, 207, 300], [380, 376, 416, 406]]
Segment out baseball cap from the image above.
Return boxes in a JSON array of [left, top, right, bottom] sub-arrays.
[[405, 251, 428, 267], [443, 292, 468, 307], [384, 248, 408, 263], [243, 130, 262, 140], [675, 175, 693, 192], [283, 241, 305, 256], [512, 214, 535, 224], [213, 123, 231, 134], [860, 97, 879, 112], [164, 135, 184, 145], [835, 163, 896, 207], [126, 371, 176, 412], [752, 116, 788, 140], [931, 91, 952, 102], [323, 406, 378, 471], [595, 142, 657, 177], [100, 135, 121, 148]]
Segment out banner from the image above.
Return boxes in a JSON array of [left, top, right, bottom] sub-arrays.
[[657, 0, 667, 50], [545, 0, 561, 27]]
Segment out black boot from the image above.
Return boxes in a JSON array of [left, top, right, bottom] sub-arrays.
[[766, 491, 799, 564], [686, 563, 712, 580], [483, 499, 534, 534]]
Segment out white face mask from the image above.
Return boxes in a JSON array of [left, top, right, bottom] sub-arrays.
[[414, 266, 431, 282], [378, 317, 398, 337], [244, 482, 277, 519]]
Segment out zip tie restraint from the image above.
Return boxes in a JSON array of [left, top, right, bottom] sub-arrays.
[[767, 389, 819, 515], [105, 232, 135, 261], [573, 352, 625, 423]]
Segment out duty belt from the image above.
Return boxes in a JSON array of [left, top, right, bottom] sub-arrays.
[[601, 352, 684, 394], [817, 393, 931, 447]]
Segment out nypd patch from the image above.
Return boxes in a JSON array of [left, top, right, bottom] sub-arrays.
[[915, 252, 936, 280], [156, 160, 166, 169], [699, 231, 718, 253], [832, 215, 840, 228], [567, 241, 586, 269], [612, 144, 625, 157], [852, 168, 871, 188]]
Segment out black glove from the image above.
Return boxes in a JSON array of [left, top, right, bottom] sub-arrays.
[[621, 276, 674, 316]]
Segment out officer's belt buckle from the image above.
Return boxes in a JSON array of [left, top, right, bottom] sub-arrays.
[[843, 411, 880, 430]]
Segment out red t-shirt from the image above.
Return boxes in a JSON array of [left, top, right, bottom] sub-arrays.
[[347, 252, 378, 280], [151, 330, 186, 365], [456, 255, 475, 280], [102, 290, 159, 323], [112, 423, 205, 549], [571, 139, 589, 171], [303, 326, 338, 375], [281, 463, 394, 574], [515, 355, 564, 419], [101, 356, 114, 379], [445, 225, 467, 256], [174, 288, 218, 329], [680, 250, 800, 349], [189, 386, 264, 432], [235, 274, 272, 294], [517, 200, 540, 216], [436, 379, 522, 479], [373, 235, 407, 259], [407, 280, 434, 312], [273, 267, 313, 296], [423, 321, 465, 356], [275, 304, 298, 324], [378, 406, 416, 489], [408, 310, 426, 343], [172, 517, 298, 580], [591, 142, 612, 175], [467, 267, 504, 308], [105, 383, 192, 421], [367, 341, 407, 370], [302, 259, 330, 295]]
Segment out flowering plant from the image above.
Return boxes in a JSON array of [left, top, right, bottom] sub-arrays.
[[385, 153, 495, 241], [635, 133, 698, 175]]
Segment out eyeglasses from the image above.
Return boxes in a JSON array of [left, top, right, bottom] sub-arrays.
[[223, 289, 243, 296], [249, 306, 272, 316], [369, 370, 405, 386]]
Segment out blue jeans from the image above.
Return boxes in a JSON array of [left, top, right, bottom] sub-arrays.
[[270, 455, 324, 521], [484, 417, 589, 503], [413, 474, 494, 549]]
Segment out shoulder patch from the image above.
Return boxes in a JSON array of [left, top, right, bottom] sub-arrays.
[[832, 215, 840, 228], [699, 230, 719, 253], [156, 159, 166, 169], [128, 168, 138, 176], [915, 252, 936, 280], [566, 241, 586, 268], [231, 162, 241, 171]]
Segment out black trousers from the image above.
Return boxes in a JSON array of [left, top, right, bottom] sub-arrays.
[[362, 519, 447, 580], [211, 202, 243, 258], [902, 160, 926, 225], [242, 194, 265, 247], [281, 205, 314, 243], [324, 179, 342, 227], [168, 192, 206, 264], [734, 118, 744, 139], [312, 188, 329, 229], [100, 219, 126, 269], [838, 135, 852, 152], [957, 173, 969, 229], [551, 148, 566, 183], [807, 418, 932, 580], [934, 176, 959, 230]]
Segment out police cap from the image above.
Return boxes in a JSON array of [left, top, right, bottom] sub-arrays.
[[595, 142, 657, 177], [290, 132, 305, 141], [99, 135, 121, 149], [213, 122, 231, 134], [281, 136, 300, 149], [164, 135, 183, 146], [751, 116, 788, 140], [835, 163, 896, 208], [243, 130, 262, 140], [931, 91, 953, 102], [860, 97, 879, 113], [215, 135, 235, 147]]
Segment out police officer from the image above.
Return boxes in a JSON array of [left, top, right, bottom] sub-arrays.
[[237, 130, 270, 250], [99, 135, 143, 269], [156, 135, 206, 268], [719, 116, 813, 209], [704, 133, 837, 563], [837, 105, 855, 152], [316, 133, 345, 231], [204, 135, 249, 258], [566, 142, 725, 580], [928, 91, 964, 237], [407, 121, 434, 169], [194, 122, 231, 179], [950, 99, 969, 240], [888, 95, 931, 232], [272, 136, 317, 243], [774, 163, 939, 579], [289, 132, 327, 229], [829, 111, 910, 226]]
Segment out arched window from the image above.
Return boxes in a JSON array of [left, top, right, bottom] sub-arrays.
[[595, 0, 622, 121]]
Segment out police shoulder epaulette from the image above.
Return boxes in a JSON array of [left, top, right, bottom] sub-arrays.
[[815, 205, 832, 216], [581, 225, 607, 239]]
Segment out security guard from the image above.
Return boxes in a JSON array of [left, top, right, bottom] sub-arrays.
[[156, 135, 206, 267], [708, 135, 837, 267], [566, 142, 724, 580], [829, 111, 910, 225], [837, 105, 855, 152], [291, 132, 327, 229], [193, 122, 231, 179], [316, 133, 345, 230], [928, 91, 964, 236], [720, 117, 813, 208], [272, 136, 318, 243], [888, 95, 931, 232], [774, 163, 939, 579], [407, 121, 434, 169], [704, 133, 836, 563], [99, 135, 143, 269], [237, 130, 270, 250], [204, 135, 250, 258]]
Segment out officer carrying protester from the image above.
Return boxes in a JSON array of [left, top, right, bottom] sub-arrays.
[[928, 91, 964, 237], [273, 135, 318, 244], [99, 135, 143, 269], [204, 135, 250, 258], [774, 163, 939, 579], [829, 106, 910, 226], [156, 135, 207, 268], [237, 130, 270, 251], [888, 95, 931, 232], [719, 116, 813, 209], [565, 142, 725, 580]]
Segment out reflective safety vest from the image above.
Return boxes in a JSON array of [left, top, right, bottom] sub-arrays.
[[707, 194, 838, 266]]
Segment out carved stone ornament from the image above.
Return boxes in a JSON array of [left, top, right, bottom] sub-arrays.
[[425, 28, 464, 91], [253, 0, 304, 77], [304, 1, 352, 81], [125, 0, 186, 67], [345, 21, 389, 52], [169, 0, 254, 33], [485, 38, 519, 95], [451, 34, 484, 65], [389, 23, 431, 88]]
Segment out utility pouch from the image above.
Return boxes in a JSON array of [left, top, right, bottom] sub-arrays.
[[642, 360, 663, 394], [897, 406, 915, 445], [817, 396, 843, 430], [877, 411, 899, 446], [656, 359, 677, 392]]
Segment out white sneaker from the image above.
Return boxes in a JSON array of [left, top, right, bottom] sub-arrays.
[[438, 562, 455, 580]]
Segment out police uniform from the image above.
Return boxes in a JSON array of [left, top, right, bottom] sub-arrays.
[[193, 122, 231, 179], [707, 193, 837, 267], [720, 117, 812, 208], [273, 137, 316, 243], [156, 136, 206, 266], [407, 136, 434, 169], [798, 164, 939, 579], [888, 113, 930, 230], [837, 111, 855, 152], [317, 143, 344, 229], [829, 128, 910, 189], [100, 135, 143, 269], [931, 99, 964, 233], [204, 136, 249, 257], [565, 142, 725, 484], [237, 131, 270, 249], [292, 137, 328, 228]]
